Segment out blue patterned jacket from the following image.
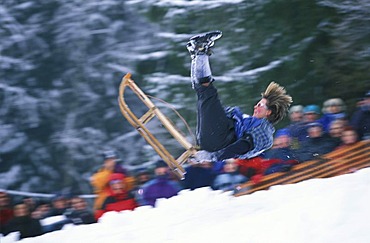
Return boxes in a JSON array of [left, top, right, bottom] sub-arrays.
[[226, 106, 275, 159]]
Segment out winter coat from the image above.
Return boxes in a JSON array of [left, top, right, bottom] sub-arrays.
[[350, 108, 370, 140], [226, 106, 275, 159], [90, 168, 135, 210], [264, 147, 298, 162], [182, 166, 216, 190], [0, 207, 14, 230], [318, 112, 346, 133], [294, 136, 337, 162], [142, 176, 182, 207], [65, 209, 96, 225], [3, 216, 43, 239], [95, 191, 137, 219]]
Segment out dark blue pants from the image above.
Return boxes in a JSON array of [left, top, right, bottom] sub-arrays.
[[196, 84, 236, 152]]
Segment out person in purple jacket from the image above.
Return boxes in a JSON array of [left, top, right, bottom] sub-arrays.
[[142, 160, 182, 207], [186, 31, 293, 163]]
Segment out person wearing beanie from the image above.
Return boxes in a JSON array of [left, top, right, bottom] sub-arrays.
[[294, 122, 337, 162], [350, 91, 370, 140], [141, 160, 182, 207], [90, 150, 134, 211], [213, 159, 248, 193], [94, 173, 137, 220], [185, 30, 293, 164]]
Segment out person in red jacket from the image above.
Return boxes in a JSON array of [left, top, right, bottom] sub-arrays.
[[95, 173, 137, 220], [0, 191, 14, 233]]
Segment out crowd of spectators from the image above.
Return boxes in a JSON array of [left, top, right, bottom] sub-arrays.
[[0, 191, 96, 240], [1, 91, 369, 240]]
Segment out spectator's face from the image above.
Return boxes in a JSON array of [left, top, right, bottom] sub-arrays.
[[137, 174, 151, 184], [273, 135, 291, 148], [14, 203, 29, 217], [104, 158, 116, 171], [71, 198, 87, 211], [224, 162, 238, 173], [0, 192, 10, 207], [341, 130, 358, 145], [110, 181, 125, 194], [326, 104, 341, 114], [290, 111, 303, 122], [253, 98, 271, 119], [329, 123, 344, 138], [308, 126, 322, 138], [304, 112, 319, 122], [53, 198, 68, 209], [155, 167, 168, 176]]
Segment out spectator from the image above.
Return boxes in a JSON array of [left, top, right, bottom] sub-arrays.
[[336, 126, 359, 150], [284, 105, 305, 149], [64, 196, 96, 225], [31, 200, 51, 220], [0, 191, 14, 233], [213, 159, 248, 193], [131, 168, 152, 206], [95, 173, 137, 220], [319, 98, 347, 133], [288, 104, 321, 145], [46, 194, 69, 217], [288, 105, 304, 123], [22, 196, 37, 213], [327, 119, 346, 147], [303, 105, 321, 123], [264, 129, 298, 161], [42, 194, 70, 233], [294, 122, 337, 162], [90, 150, 133, 211], [182, 161, 216, 190], [350, 91, 370, 140], [142, 160, 182, 207], [2, 202, 43, 240], [263, 129, 299, 175]]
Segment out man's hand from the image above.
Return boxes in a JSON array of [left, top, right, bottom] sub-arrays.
[[189, 150, 216, 163]]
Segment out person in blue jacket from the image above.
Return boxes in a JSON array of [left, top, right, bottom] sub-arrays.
[[186, 31, 293, 163]]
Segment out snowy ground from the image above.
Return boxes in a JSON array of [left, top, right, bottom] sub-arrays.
[[3, 168, 370, 243]]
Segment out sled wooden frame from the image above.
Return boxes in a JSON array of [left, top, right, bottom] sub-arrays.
[[118, 73, 198, 179]]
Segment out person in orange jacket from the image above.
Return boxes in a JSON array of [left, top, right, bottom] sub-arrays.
[[94, 173, 137, 220], [90, 151, 135, 211]]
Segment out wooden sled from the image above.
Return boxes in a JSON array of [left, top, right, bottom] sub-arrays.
[[118, 73, 198, 179]]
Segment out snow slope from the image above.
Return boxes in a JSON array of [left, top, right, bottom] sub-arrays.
[[3, 168, 370, 243]]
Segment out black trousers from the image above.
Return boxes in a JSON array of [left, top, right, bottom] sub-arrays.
[[196, 84, 236, 152]]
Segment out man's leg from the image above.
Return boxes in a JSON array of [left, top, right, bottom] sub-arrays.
[[191, 55, 236, 152]]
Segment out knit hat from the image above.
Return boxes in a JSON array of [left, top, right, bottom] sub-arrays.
[[303, 105, 320, 114], [308, 122, 323, 128], [275, 128, 290, 138], [155, 160, 168, 169], [102, 150, 117, 160], [289, 105, 304, 114], [108, 173, 125, 185]]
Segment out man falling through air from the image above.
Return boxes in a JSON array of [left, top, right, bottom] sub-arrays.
[[186, 30, 293, 163]]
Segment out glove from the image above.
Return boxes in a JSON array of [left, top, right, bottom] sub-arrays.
[[190, 150, 216, 163]]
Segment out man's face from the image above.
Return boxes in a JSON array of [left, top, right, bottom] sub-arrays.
[[253, 98, 271, 119], [14, 203, 29, 217], [308, 126, 322, 138]]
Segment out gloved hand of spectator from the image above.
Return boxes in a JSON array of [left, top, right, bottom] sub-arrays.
[[190, 150, 216, 163]]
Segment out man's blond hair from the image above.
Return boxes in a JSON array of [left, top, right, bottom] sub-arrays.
[[262, 82, 293, 124]]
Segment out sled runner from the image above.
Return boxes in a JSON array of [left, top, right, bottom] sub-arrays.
[[118, 73, 198, 179]]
